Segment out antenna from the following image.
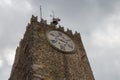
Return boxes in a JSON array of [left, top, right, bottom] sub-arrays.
[[40, 5, 42, 21], [52, 11, 55, 18]]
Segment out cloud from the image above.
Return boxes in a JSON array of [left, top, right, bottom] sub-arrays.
[[0, 0, 12, 7], [91, 13, 120, 48], [0, 57, 3, 68], [0, 0, 33, 49], [0, 0, 33, 79], [3, 48, 15, 65]]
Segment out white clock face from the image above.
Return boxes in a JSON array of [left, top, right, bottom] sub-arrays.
[[47, 30, 75, 52]]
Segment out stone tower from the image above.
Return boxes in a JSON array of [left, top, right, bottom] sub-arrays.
[[9, 15, 94, 80]]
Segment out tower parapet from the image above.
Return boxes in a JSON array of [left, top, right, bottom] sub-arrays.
[[57, 25, 64, 32], [31, 15, 38, 23], [66, 28, 73, 37]]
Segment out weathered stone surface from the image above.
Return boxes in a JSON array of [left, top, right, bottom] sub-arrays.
[[9, 15, 94, 80]]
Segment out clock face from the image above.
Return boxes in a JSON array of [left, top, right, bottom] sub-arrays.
[[47, 30, 75, 52]]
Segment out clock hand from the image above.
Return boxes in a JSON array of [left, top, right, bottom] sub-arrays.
[[58, 38, 66, 43], [49, 33, 55, 37]]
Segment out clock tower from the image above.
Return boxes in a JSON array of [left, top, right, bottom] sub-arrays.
[[9, 15, 94, 80]]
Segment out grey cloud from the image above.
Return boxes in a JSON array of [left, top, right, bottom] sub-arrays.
[[1, 0, 120, 80], [28, 0, 120, 36], [0, 0, 32, 80]]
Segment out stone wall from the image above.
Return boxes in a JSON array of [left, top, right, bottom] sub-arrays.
[[9, 15, 94, 80]]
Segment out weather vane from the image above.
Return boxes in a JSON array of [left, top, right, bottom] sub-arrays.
[[50, 11, 61, 26]]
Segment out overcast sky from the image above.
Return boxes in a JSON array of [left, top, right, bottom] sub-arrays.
[[0, 0, 120, 80]]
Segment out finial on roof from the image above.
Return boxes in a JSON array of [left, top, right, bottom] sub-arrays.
[[40, 5, 43, 21]]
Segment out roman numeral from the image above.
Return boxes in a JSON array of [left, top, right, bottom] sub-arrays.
[[50, 40, 57, 43], [58, 32, 62, 36], [67, 44, 73, 49], [60, 45, 65, 51]]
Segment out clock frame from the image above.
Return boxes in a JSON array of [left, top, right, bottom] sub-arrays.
[[46, 30, 76, 53]]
